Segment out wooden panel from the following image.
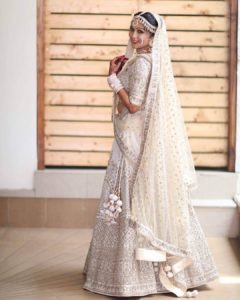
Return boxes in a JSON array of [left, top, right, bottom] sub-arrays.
[[43, 0, 230, 168], [46, 60, 228, 77], [47, 45, 228, 62], [184, 108, 227, 122], [193, 153, 227, 167], [179, 93, 228, 108], [45, 151, 227, 167], [45, 91, 113, 106], [45, 136, 227, 153], [45, 106, 228, 123], [45, 106, 112, 121], [45, 136, 114, 151], [45, 121, 227, 138], [45, 151, 110, 166], [46, 0, 227, 15], [46, 30, 227, 46], [45, 121, 114, 137], [46, 75, 228, 92], [185, 123, 228, 137], [189, 138, 227, 152], [46, 14, 228, 31], [37, 0, 46, 170], [45, 91, 228, 108], [228, 0, 237, 171]]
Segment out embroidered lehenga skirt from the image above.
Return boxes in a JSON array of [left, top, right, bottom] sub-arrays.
[[82, 137, 219, 297], [83, 53, 219, 297]]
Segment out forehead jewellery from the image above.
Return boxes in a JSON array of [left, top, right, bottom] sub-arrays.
[[131, 12, 157, 33]]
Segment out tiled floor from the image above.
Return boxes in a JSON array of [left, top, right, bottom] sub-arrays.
[[0, 227, 239, 300]]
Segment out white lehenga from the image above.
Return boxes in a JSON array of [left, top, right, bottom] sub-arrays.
[[82, 53, 219, 297]]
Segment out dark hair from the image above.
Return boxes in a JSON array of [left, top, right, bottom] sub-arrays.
[[134, 11, 158, 28]]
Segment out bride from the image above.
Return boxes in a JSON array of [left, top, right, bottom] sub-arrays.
[[83, 11, 219, 298]]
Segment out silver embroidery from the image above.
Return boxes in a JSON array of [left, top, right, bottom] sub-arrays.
[[83, 55, 219, 296]]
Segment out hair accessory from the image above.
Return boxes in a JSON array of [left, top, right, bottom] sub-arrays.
[[132, 12, 158, 33]]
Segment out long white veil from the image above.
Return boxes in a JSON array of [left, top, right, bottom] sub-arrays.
[[125, 13, 199, 298]]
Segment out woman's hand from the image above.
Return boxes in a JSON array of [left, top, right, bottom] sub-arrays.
[[108, 55, 128, 75]]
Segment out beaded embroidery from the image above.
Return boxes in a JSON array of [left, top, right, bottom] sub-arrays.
[[132, 12, 157, 34], [83, 12, 219, 299]]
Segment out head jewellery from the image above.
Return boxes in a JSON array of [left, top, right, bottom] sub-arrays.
[[132, 12, 158, 33], [124, 13, 162, 58]]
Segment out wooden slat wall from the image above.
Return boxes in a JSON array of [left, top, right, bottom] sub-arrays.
[[44, 0, 230, 167]]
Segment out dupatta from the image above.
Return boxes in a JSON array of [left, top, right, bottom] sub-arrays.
[[124, 13, 199, 298]]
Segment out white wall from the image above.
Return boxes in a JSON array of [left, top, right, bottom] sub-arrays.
[[0, 0, 37, 189]]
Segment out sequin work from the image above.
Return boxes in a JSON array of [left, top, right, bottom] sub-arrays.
[[82, 53, 219, 297]]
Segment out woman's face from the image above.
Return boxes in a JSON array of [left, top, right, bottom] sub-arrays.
[[129, 20, 152, 50]]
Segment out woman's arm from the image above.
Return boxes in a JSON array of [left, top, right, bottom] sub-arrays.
[[108, 55, 146, 114], [117, 99, 124, 114], [116, 89, 140, 114]]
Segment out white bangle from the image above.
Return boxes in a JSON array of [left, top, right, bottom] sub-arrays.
[[107, 73, 124, 93]]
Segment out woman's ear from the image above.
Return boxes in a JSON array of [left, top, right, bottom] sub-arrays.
[[149, 38, 153, 48]]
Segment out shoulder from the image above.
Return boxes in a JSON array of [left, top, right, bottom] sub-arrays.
[[132, 54, 152, 72], [134, 53, 152, 64]]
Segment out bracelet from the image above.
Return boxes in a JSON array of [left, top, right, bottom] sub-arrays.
[[107, 73, 124, 93]]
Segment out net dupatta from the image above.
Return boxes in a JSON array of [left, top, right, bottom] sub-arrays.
[[125, 14, 199, 298]]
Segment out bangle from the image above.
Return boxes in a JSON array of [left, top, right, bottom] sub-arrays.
[[107, 73, 124, 93]]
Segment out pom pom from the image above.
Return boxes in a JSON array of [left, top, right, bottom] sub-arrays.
[[109, 194, 118, 201], [109, 205, 115, 212], [166, 271, 173, 278], [164, 265, 172, 272], [186, 291, 192, 298], [116, 200, 123, 206], [103, 193, 123, 225], [192, 290, 198, 297]]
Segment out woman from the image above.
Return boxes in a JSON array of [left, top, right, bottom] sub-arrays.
[[83, 12, 219, 298]]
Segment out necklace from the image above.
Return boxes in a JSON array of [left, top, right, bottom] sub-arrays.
[[136, 46, 152, 54]]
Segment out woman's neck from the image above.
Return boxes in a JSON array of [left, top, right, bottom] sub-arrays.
[[136, 46, 152, 54]]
